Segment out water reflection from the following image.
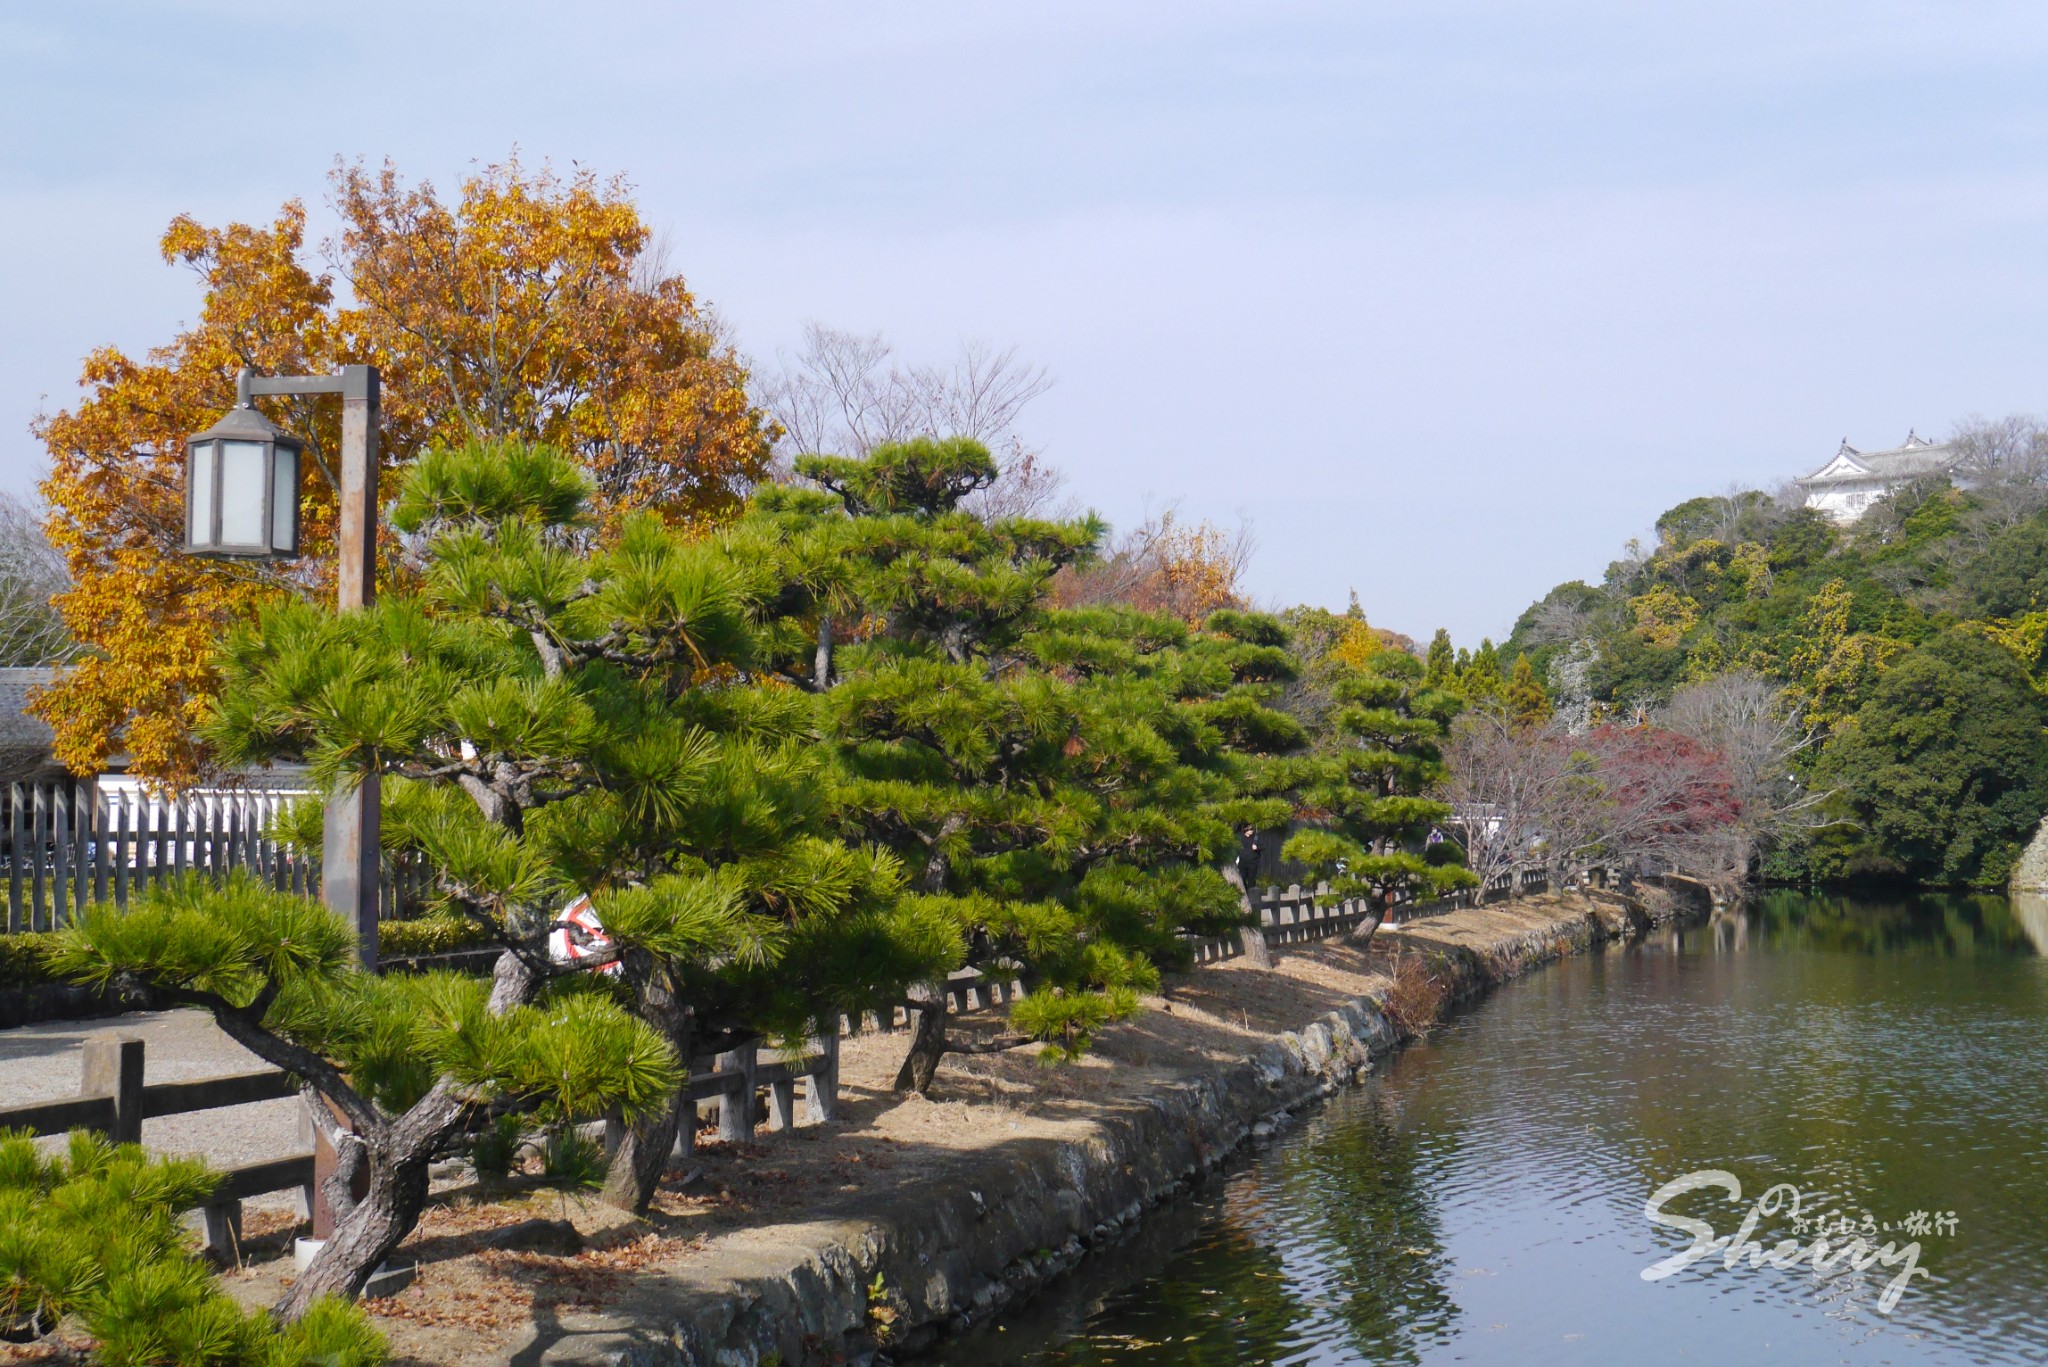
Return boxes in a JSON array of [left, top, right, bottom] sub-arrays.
[[1746, 888, 2039, 956], [968, 892, 2048, 1366], [2008, 891, 2048, 957]]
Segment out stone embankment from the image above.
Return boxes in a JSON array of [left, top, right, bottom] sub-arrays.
[[512, 889, 1687, 1367], [2010, 816, 2048, 893]]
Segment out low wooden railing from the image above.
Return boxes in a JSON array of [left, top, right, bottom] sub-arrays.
[[1178, 867, 1560, 965], [1181, 883, 1379, 964], [0, 1035, 314, 1259], [0, 1032, 846, 1252], [684, 1037, 842, 1145]]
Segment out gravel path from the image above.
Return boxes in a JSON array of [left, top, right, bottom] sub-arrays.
[[0, 1008, 305, 1197]]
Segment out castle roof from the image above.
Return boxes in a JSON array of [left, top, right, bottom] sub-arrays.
[[1797, 431, 1960, 487]]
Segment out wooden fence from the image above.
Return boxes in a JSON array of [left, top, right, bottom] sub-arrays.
[[0, 1031, 843, 1257], [682, 1036, 841, 1146], [1, 780, 435, 935], [0, 1035, 314, 1259], [1181, 867, 1556, 966]]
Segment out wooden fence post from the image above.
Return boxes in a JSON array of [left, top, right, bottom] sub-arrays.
[[51, 784, 70, 927], [4, 783, 18, 934], [303, 1095, 365, 1240], [199, 1200, 243, 1266], [30, 785, 47, 931], [804, 1033, 840, 1124], [767, 1071, 797, 1132], [72, 782, 89, 923], [80, 1036, 145, 1145], [717, 1043, 758, 1143], [140, 801, 155, 893], [92, 785, 109, 906], [112, 793, 128, 909]]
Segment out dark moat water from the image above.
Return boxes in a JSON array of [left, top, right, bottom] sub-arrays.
[[964, 891, 2048, 1365]]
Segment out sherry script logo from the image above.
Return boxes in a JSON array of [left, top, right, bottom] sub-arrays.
[[1642, 1169, 1937, 1314]]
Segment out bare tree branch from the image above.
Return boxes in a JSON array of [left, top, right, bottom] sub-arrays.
[[0, 493, 73, 667], [759, 324, 1071, 523]]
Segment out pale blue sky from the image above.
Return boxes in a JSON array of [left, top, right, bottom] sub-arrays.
[[5, 1, 2047, 643]]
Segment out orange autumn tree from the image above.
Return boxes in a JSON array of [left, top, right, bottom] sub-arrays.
[[1052, 508, 1254, 625], [36, 158, 773, 785]]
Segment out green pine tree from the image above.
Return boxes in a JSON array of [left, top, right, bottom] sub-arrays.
[[1425, 628, 1455, 689], [1460, 637, 1505, 702], [764, 438, 1305, 1090], [80, 437, 945, 1292], [1282, 643, 1478, 921], [1504, 654, 1552, 725]]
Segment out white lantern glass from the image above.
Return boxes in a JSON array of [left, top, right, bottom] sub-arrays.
[[218, 441, 266, 546], [188, 442, 215, 547], [270, 442, 299, 554]]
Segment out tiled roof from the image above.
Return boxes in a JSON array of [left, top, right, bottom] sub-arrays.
[[0, 667, 57, 749], [1798, 431, 1960, 486]]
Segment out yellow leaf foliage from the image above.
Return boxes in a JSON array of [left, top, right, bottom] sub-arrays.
[[1627, 584, 1700, 648], [1326, 616, 1384, 672], [1771, 582, 1907, 732], [1150, 514, 1247, 626], [1728, 541, 1771, 599], [1975, 612, 2048, 695], [36, 159, 772, 785]]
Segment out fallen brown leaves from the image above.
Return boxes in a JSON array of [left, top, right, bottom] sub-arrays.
[[366, 1232, 700, 1332]]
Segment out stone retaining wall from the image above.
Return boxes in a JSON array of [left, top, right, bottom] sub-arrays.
[[2010, 816, 2048, 893]]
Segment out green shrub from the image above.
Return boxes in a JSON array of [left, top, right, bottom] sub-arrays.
[[1424, 837, 1468, 868], [469, 1115, 524, 1185], [0, 1128, 386, 1365], [375, 912, 493, 959], [537, 1127, 608, 1191], [0, 933, 55, 989]]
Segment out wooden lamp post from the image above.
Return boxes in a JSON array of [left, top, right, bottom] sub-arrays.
[[183, 365, 382, 967]]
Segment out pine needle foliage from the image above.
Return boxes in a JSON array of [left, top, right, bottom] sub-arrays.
[[47, 875, 679, 1124], [1277, 610, 1480, 909], [0, 1128, 385, 1365], [194, 438, 949, 1215], [754, 439, 1309, 1089]]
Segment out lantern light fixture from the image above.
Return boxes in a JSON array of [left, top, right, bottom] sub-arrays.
[[178, 363, 382, 972], [184, 394, 302, 558]]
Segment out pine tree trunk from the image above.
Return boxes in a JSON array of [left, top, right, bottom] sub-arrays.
[[814, 615, 834, 691], [1349, 899, 1388, 943], [275, 1080, 465, 1320], [600, 1087, 689, 1215], [271, 949, 540, 1321], [601, 971, 693, 1214], [893, 982, 949, 1094]]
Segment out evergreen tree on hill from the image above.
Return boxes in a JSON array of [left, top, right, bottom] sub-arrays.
[[1814, 631, 2048, 886]]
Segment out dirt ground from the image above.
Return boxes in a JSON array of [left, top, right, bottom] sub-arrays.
[[1, 896, 1600, 1367]]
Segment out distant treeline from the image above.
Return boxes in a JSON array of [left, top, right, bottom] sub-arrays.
[[1501, 417, 2048, 889]]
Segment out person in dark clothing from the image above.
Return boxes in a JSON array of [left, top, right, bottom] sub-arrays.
[[1235, 825, 1262, 884]]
